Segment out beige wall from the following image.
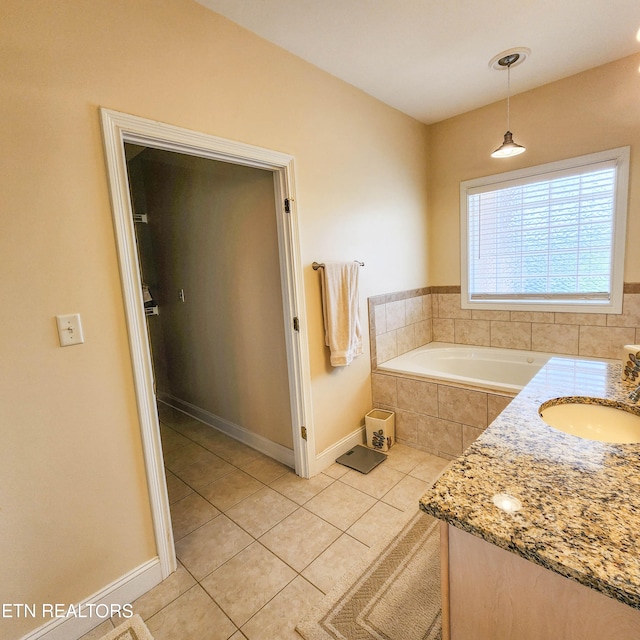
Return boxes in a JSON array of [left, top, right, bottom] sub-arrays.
[[428, 53, 640, 286], [135, 151, 293, 449], [0, 1, 429, 636]]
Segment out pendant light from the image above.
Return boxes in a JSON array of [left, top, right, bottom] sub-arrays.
[[490, 49, 528, 158]]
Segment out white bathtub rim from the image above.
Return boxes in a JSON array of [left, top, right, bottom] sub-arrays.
[[376, 342, 613, 394]]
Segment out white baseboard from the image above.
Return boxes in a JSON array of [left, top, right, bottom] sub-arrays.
[[158, 394, 295, 469], [312, 425, 365, 475], [19, 558, 162, 640]]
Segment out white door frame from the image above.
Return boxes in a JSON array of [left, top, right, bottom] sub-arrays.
[[100, 108, 314, 578]]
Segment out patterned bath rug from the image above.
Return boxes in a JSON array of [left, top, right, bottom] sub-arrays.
[[99, 614, 154, 640], [296, 511, 442, 640]]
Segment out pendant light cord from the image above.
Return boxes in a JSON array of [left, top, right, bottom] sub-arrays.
[[506, 62, 511, 131]]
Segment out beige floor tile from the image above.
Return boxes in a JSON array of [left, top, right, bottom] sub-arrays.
[[78, 619, 114, 640], [157, 404, 194, 428], [241, 455, 290, 484], [199, 469, 264, 511], [269, 471, 334, 505], [409, 453, 452, 484], [259, 507, 341, 572], [118, 562, 196, 622], [165, 470, 193, 505], [170, 493, 220, 541], [160, 424, 192, 453], [301, 533, 368, 594], [175, 515, 253, 581], [213, 438, 264, 467], [339, 463, 405, 499], [165, 414, 215, 438], [322, 462, 350, 479], [230, 632, 249, 640], [381, 474, 431, 513], [165, 443, 235, 490], [304, 481, 377, 531], [346, 500, 408, 546], [145, 584, 236, 640], [241, 576, 323, 640], [201, 542, 296, 626], [383, 443, 433, 474], [225, 487, 297, 538]]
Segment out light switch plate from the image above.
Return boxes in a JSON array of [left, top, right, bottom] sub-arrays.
[[56, 313, 85, 347]]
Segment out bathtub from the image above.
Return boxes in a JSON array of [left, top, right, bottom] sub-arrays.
[[377, 342, 556, 394]]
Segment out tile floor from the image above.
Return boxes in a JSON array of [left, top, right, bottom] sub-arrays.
[[81, 405, 450, 640]]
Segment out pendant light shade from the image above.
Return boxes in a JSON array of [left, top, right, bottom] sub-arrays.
[[490, 49, 529, 158], [491, 131, 526, 158]]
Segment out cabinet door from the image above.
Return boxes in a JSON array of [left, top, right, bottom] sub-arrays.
[[445, 524, 640, 640]]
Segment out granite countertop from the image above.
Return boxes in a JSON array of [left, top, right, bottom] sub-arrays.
[[419, 356, 640, 609]]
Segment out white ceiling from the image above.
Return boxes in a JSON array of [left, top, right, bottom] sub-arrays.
[[195, 0, 640, 124]]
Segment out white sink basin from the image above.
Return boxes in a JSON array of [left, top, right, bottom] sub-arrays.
[[538, 398, 640, 444]]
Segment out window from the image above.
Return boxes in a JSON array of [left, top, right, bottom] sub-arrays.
[[460, 147, 630, 313]]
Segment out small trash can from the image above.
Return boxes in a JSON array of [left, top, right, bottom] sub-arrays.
[[365, 409, 395, 452]]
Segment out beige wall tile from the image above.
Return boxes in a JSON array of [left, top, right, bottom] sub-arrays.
[[462, 425, 484, 450], [578, 326, 637, 358], [415, 319, 433, 346], [531, 323, 579, 355], [423, 294, 433, 319], [431, 293, 439, 318], [397, 378, 438, 415], [406, 296, 425, 324], [487, 394, 513, 425], [510, 311, 555, 323], [472, 309, 510, 321], [607, 294, 640, 328], [417, 415, 463, 457], [436, 293, 471, 319], [554, 311, 607, 326], [397, 324, 417, 355], [490, 321, 532, 350], [454, 319, 491, 346], [433, 318, 455, 342], [438, 386, 488, 428], [386, 299, 407, 330], [371, 373, 397, 406], [395, 410, 418, 443], [374, 303, 387, 335], [375, 331, 397, 364]]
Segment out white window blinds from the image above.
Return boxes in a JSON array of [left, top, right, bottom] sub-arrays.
[[461, 147, 629, 313]]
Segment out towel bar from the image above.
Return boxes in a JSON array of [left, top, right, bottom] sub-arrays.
[[313, 260, 364, 270]]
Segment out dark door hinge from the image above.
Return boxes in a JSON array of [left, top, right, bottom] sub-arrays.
[[293, 317, 299, 332], [284, 198, 291, 213], [301, 426, 307, 440]]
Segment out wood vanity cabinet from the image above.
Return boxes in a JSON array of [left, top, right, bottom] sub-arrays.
[[440, 523, 640, 640]]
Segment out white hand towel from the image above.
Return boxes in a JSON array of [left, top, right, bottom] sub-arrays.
[[320, 262, 362, 367]]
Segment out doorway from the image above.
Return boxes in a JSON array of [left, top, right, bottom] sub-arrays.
[[126, 146, 295, 458], [100, 108, 313, 579]]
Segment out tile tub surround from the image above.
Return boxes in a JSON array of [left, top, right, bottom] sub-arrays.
[[420, 357, 640, 609], [369, 284, 640, 366], [430, 285, 640, 360], [371, 371, 513, 458], [369, 284, 640, 456]]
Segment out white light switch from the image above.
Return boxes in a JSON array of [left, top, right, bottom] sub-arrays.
[[56, 313, 85, 347]]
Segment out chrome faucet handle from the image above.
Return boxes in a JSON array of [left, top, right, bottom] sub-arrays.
[[628, 385, 640, 404]]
